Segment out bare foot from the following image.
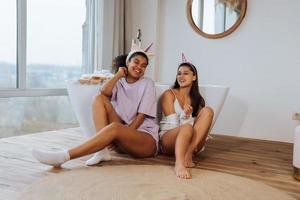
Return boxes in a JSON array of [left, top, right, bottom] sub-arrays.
[[175, 163, 191, 179], [184, 152, 195, 168]]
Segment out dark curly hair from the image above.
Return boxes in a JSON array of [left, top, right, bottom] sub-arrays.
[[111, 52, 149, 73], [111, 54, 128, 73]]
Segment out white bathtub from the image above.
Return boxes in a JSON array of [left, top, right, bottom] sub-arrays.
[[67, 81, 229, 138]]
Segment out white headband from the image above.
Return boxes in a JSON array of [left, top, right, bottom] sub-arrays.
[[126, 40, 154, 64]]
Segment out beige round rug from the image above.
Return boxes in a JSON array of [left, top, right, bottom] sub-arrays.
[[21, 165, 295, 200]]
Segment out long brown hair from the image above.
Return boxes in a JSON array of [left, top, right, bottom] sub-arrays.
[[173, 62, 205, 117]]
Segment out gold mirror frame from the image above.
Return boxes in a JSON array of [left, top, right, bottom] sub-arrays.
[[187, 0, 247, 39]]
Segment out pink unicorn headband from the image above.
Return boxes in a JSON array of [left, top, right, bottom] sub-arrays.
[[180, 53, 197, 73], [182, 53, 188, 63]]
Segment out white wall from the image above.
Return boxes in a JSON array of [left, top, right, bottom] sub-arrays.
[[125, 0, 160, 78], [128, 0, 300, 142]]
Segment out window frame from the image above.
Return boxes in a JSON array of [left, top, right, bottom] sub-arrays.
[[0, 0, 84, 98]]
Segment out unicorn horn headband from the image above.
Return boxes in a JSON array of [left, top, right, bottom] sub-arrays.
[[126, 39, 154, 64], [182, 53, 187, 63], [181, 52, 197, 72]]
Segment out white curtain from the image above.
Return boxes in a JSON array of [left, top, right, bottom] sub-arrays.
[[82, 0, 125, 73]]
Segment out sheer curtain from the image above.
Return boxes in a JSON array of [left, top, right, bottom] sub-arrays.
[[82, 0, 125, 73]]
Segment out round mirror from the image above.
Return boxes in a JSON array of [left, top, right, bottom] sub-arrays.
[[187, 0, 247, 39]]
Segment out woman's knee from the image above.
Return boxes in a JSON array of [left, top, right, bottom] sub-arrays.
[[93, 94, 108, 105], [106, 122, 124, 138], [199, 106, 214, 118], [95, 93, 105, 100]]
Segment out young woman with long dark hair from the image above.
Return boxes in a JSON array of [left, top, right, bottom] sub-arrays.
[[159, 61, 214, 179]]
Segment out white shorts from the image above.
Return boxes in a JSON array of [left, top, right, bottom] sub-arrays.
[[158, 130, 213, 155]]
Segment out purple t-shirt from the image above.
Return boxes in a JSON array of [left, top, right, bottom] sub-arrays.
[[110, 77, 159, 145]]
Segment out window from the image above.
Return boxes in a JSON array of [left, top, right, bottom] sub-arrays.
[[0, 96, 78, 138], [27, 0, 85, 88], [0, 0, 17, 89], [0, 0, 87, 97], [0, 1, 116, 137], [0, 1, 89, 137]]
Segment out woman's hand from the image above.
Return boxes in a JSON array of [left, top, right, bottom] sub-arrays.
[[116, 67, 127, 77], [100, 66, 127, 97], [183, 104, 193, 119]]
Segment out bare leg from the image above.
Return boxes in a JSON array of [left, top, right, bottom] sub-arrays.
[[86, 94, 123, 165], [33, 122, 156, 166], [161, 124, 193, 179], [92, 94, 122, 131], [69, 122, 156, 159], [185, 106, 214, 167]]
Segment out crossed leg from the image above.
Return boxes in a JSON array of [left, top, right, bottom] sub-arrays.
[[33, 94, 157, 167], [33, 122, 157, 167], [69, 122, 157, 159]]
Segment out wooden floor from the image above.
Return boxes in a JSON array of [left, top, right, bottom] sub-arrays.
[[0, 128, 299, 199]]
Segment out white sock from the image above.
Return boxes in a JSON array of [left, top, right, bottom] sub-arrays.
[[85, 149, 111, 166], [32, 149, 70, 167]]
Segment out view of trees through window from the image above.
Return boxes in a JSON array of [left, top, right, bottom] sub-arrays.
[[0, 96, 78, 138], [0, 0, 87, 138], [26, 0, 85, 88]]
